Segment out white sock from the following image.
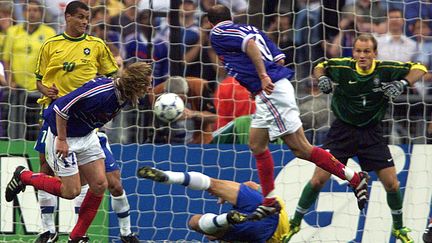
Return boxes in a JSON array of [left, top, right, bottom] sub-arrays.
[[38, 190, 57, 234], [73, 184, 89, 224], [198, 213, 228, 234], [343, 167, 355, 181], [111, 190, 132, 236], [165, 171, 211, 190]]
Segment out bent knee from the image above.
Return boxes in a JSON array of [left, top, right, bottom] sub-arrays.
[[108, 183, 124, 197], [188, 215, 202, 231], [62, 188, 81, 199], [90, 179, 108, 195], [309, 177, 327, 190]]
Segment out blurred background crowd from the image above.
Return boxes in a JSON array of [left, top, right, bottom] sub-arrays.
[[0, 0, 431, 145]]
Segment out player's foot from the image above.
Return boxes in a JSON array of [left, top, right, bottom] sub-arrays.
[[67, 236, 90, 243], [392, 226, 413, 243], [352, 171, 369, 210], [5, 166, 27, 202], [282, 219, 301, 242], [137, 166, 168, 182], [34, 231, 59, 243], [248, 197, 281, 221], [120, 233, 139, 243], [424, 223, 432, 243], [226, 210, 248, 225]]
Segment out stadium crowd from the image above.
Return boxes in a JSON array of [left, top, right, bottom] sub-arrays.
[[0, 0, 431, 145]]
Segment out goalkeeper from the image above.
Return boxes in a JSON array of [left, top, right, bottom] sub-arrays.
[[285, 33, 426, 243], [137, 166, 290, 243]]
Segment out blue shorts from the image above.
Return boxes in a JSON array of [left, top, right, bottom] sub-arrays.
[[34, 122, 119, 172], [221, 184, 279, 243]]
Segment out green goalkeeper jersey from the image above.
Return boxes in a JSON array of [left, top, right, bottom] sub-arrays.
[[316, 58, 427, 127]]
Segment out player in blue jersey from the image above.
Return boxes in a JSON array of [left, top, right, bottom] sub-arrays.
[[137, 166, 290, 243], [208, 4, 369, 220], [5, 62, 152, 243]]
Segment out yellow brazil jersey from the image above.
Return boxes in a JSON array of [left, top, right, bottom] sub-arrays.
[[3, 24, 56, 90], [35, 32, 118, 106], [267, 197, 290, 243]]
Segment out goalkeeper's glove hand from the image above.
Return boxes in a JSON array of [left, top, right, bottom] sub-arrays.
[[382, 79, 408, 100], [318, 76, 333, 94]]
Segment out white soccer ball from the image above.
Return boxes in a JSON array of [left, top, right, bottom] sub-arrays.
[[154, 93, 185, 123]]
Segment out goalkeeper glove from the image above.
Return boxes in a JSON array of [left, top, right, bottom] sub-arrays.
[[382, 79, 408, 99], [318, 76, 333, 94]]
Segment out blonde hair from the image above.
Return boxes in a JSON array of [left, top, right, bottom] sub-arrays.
[[117, 62, 152, 106]]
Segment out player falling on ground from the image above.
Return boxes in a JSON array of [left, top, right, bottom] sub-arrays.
[[284, 34, 426, 243], [137, 166, 291, 243], [32, 1, 138, 242], [5, 62, 152, 243], [207, 4, 369, 220]]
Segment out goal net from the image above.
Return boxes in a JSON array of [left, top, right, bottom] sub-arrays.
[[0, 0, 431, 242]]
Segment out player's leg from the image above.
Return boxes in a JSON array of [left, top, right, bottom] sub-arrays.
[[376, 167, 413, 243], [249, 93, 279, 217], [285, 167, 332, 242], [282, 127, 369, 210], [97, 132, 138, 242], [34, 122, 59, 243], [69, 159, 107, 241], [138, 166, 212, 190]]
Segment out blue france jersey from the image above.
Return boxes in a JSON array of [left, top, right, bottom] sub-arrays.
[[210, 21, 294, 93], [43, 77, 125, 137]]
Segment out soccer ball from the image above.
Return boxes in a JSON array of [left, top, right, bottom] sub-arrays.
[[154, 93, 185, 123]]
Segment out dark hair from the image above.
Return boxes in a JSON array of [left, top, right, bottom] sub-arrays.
[[388, 7, 403, 17], [65, 1, 89, 15], [23, 0, 43, 12], [207, 4, 231, 25], [353, 33, 378, 51]]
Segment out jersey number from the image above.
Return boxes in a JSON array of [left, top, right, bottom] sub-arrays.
[[254, 35, 273, 61], [63, 62, 76, 72]]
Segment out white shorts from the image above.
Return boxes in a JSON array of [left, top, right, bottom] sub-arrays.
[[251, 78, 302, 141], [45, 127, 106, 177]]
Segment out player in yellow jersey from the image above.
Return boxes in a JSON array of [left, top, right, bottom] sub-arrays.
[[33, 1, 138, 242], [2, 0, 56, 140], [138, 166, 291, 243]]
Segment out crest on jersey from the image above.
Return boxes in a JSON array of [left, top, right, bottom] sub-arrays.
[[84, 48, 91, 55], [373, 77, 380, 87]]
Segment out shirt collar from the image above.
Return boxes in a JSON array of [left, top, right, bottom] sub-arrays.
[[355, 59, 377, 75], [213, 20, 233, 29]]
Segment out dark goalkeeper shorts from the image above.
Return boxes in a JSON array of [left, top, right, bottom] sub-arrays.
[[322, 119, 394, 172]]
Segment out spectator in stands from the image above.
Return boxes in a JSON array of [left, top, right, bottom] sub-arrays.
[[326, 10, 373, 58], [2, 0, 56, 140], [90, 6, 112, 28], [152, 76, 217, 144], [184, 14, 219, 91], [0, 2, 13, 56], [153, 0, 200, 86], [123, 9, 153, 64], [214, 76, 256, 130], [266, 13, 294, 69], [410, 19, 432, 94], [376, 8, 416, 62], [110, 0, 140, 39], [403, 0, 432, 34]]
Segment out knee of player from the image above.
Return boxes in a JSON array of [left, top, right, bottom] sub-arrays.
[[90, 178, 108, 195], [62, 187, 81, 199], [188, 214, 202, 231], [108, 181, 124, 196], [309, 177, 327, 189], [248, 142, 267, 155], [384, 179, 400, 192]]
